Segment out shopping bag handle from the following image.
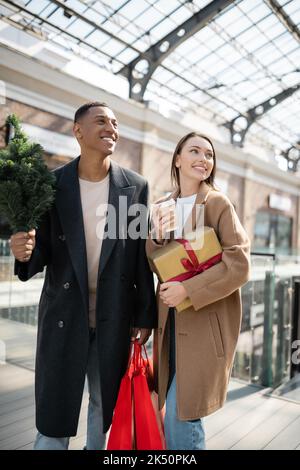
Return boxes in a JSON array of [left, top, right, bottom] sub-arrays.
[[125, 340, 149, 373], [132, 340, 151, 373]]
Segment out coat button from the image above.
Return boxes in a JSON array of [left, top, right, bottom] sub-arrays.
[[120, 275, 126, 281], [63, 282, 70, 290], [58, 320, 64, 328], [59, 234, 66, 241]]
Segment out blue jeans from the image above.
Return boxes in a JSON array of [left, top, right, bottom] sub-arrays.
[[33, 328, 106, 450], [164, 309, 205, 451]]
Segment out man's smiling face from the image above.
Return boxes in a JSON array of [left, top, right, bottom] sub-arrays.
[[73, 105, 119, 156]]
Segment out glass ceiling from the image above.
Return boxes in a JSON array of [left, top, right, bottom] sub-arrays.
[[0, 0, 299, 169]]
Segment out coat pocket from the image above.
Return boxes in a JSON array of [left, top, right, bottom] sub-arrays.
[[209, 312, 225, 358]]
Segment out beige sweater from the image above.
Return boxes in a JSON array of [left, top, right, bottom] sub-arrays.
[[79, 174, 110, 328]]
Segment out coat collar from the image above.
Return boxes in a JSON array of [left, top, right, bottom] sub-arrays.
[[98, 159, 136, 278], [168, 181, 211, 205], [166, 181, 212, 236], [55, 156, 136, 314]]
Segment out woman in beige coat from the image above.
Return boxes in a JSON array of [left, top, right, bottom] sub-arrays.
[[146, 132, 250, 450]]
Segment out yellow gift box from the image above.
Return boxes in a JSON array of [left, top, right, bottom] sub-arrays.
[[148, 227, 222, 312]]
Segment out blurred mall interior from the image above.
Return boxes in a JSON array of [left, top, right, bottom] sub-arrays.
[[0, 0, 300, 450]]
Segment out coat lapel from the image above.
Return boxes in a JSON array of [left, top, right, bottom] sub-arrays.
[[98, 160, 136, 278], [55, 157, 89, 314], [55, 158, 136, 312], [183, 181, 211, 234], [165, 181, 211, 240]]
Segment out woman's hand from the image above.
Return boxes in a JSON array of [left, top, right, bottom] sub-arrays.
[[159, 282, 188, 308], [151, 202, 176, 244]]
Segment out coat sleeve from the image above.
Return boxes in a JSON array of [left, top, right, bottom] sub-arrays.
[[14, 211, 52, 282], [145, 196, 170, 273], [133, 182, 158, 329], [181, 197, 251, 311]]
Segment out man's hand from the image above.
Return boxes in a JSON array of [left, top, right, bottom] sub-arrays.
[[131, 327, 152, 345], [159, 282, 188, 308], [10, 229, 36, 263]]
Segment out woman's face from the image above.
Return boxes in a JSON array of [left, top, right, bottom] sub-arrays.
[[175, 136, 214, 184]]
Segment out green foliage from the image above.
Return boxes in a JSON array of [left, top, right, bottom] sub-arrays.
[[0, 114, 56, 233]]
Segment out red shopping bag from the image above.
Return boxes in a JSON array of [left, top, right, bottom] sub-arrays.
[[107, 340, 165, 450], [133, 342, 165, 450], [106, 356, 134, 450], [138, 352, 166, 448]]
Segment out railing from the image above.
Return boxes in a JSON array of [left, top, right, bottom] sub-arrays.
[[232, 252, 295, 388], [0, 241, 299, 387], [0, 240, 44, 327]]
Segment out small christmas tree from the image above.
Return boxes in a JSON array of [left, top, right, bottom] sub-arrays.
[[0, 114, 56, 233]]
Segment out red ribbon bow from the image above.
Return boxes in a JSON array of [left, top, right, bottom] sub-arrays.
[[167, 238, 222, 283]]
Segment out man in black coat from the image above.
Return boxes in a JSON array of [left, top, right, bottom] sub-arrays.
[[10, 102, 157, 450]]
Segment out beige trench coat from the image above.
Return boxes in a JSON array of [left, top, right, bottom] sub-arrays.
[[146, 182, 251, 420]]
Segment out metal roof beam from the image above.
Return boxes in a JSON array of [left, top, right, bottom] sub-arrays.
[[265, 0, 300, 43], [2, 0, 125, 67], [46, 0, 142, 53], [282, 140, 300, 172], [118, 0, 235, 101], [225, 83, 300, 147]]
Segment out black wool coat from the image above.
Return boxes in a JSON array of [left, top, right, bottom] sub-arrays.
[[15, 157, 157, 437]]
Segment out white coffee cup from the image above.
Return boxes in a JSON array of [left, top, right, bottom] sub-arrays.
[[152, 198, 178, 233]]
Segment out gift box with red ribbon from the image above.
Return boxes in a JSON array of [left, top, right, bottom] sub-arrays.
[[148, 227, 222, 312]]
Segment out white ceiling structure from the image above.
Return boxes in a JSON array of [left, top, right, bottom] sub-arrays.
[[0, 0, 299, 170]]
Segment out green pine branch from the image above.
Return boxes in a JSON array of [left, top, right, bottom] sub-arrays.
[[0, 114, 56, 233]]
